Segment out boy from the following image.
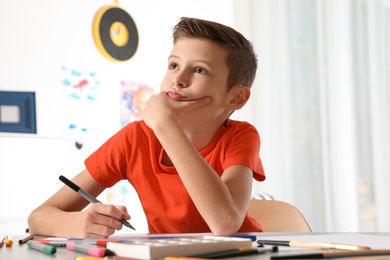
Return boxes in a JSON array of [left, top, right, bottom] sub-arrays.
[[28, 17, 265, 238]]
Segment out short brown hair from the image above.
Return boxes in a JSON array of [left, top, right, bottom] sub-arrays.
[[172, 17, 258, 90]]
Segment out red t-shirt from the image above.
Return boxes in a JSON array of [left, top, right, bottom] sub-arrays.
[[85, 119, 265, 233]]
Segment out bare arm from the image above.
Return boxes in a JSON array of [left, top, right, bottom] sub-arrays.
[[142, 92, 253, 236], [28, 169, 130, 238], [155, 119, 253, 235]]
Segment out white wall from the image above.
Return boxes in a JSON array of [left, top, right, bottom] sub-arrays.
[[0, 0, 235, 235]]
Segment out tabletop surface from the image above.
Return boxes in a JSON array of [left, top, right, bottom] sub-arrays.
[[2, 232, 390, 260]]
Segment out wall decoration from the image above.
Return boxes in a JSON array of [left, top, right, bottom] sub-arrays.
[[92, 1, 139, 62], [61, 66, 99, 101], [68, 123, 88, 150], [60, 66, 100, 150], [0, 91, 36, 134], [120, 81, 155, 127]]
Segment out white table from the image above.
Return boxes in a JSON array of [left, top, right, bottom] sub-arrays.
[[1, 232, 390, 260]]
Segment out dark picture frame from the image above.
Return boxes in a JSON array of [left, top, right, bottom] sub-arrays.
[[0, 91, 37, 133]]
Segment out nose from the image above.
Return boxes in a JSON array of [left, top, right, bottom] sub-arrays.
[[172, 70, 189, 88]]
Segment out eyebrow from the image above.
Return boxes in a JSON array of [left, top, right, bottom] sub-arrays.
[[168, 55, 215, 69]]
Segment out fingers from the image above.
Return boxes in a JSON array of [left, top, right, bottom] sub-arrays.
[[143, 92, 212, 122], [93, 204, 127, 220], [78, 204, 131, 238], [116, 205, 131, 220]]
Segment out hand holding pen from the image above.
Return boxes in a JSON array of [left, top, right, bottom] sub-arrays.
[[59, 175, 135, 231]]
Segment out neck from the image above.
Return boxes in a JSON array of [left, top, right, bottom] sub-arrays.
[[160, 123, 223, 167], [181, 119, 226, 151]]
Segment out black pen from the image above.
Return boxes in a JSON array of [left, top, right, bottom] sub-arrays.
[[59, 175, 135, 230]]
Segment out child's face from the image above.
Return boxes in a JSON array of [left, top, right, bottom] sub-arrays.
[[160, 37, 236, 124]]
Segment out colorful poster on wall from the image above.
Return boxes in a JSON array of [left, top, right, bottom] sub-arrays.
[[120, 80, 155, 127], [60, 66, 100, 151]]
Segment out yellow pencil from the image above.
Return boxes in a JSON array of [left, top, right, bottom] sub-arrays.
[[76, 257, 106, 260]]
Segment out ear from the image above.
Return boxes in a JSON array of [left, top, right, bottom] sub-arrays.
[[227, 86, 251, 110]]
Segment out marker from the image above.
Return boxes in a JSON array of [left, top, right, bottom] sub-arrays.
[[76, 257, 107, 260], [66, 242, 116, 257], [95, 239, 121, 247], [27, 241, 57, 255], [30, 238, 121, 247], [59, 175, 135, 230], [68, 237, 86, 241], [5, 236, 13, 247], [65, 238, 119, 246], [231, 234, 257, 241], [31, 239, 68, 247], [76, 256, 138, 260]]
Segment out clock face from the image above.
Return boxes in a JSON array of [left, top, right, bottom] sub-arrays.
[[93, 6, 139, 62], [110, 21, 129, 47]]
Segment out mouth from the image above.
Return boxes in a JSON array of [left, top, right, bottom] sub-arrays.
[[166, 91, 210, 102], [166, 91, 186, 100]]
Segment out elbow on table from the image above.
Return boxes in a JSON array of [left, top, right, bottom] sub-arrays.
[[208, 215, 243, 236], [27, 210, 39, 235]]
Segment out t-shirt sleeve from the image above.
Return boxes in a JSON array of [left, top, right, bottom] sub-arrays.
[[223, 123, 265, 181], [84, 124, 133, 187]]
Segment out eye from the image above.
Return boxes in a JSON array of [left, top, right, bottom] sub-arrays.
[[169, 62, 179, 70], [194, 67, 207, 74]]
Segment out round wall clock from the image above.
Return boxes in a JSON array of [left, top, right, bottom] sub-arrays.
[[92, 5, 139, 62]]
